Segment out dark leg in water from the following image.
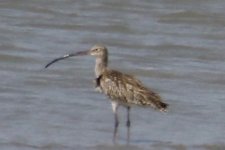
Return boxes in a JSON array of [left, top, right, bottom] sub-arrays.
[[111, 102, 119, 144], [126, 106, 131, 144]]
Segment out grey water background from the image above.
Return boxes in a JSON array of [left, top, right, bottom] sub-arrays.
[[0, 0, 225, 149]]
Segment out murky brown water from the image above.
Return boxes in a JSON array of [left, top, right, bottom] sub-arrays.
[[1, 0, 225, 149]]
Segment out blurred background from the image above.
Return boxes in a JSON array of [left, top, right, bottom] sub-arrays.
[[0, 0, 225, 149]]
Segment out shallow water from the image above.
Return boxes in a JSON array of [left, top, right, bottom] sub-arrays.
[[0, 0, 225, 149]]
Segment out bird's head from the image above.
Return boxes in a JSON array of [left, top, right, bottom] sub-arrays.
[[89, 44, 108, 58], [45, 44, 108, 68]]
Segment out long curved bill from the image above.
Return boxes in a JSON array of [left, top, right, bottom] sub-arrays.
[[45, 50, 89, 68]]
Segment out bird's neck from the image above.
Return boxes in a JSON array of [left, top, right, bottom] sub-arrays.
[[95, 56, 108, 77]]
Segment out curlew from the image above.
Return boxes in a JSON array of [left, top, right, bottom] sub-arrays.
[[45, 44, 168, 144]]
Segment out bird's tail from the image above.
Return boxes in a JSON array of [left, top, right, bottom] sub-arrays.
[[157, 101, 168, 112]]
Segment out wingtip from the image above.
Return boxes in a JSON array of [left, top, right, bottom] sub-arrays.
[[159, 102, 169, 112]]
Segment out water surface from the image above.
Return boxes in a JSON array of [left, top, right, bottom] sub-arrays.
[[0, 0, 225, 149]]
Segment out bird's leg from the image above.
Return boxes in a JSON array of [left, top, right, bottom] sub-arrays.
[[111, 102, 119, 144], [126, 106, 131, 144], [113, 109, 119, 144]]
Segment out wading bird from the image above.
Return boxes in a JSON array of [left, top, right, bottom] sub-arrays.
[[45, 44, 168, 144]]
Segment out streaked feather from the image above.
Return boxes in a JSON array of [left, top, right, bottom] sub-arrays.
[[99, 69, 168, 111]]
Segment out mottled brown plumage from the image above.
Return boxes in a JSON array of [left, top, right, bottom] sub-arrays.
[[98, 69, 167, 111], [45, 44, 168, 144]]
